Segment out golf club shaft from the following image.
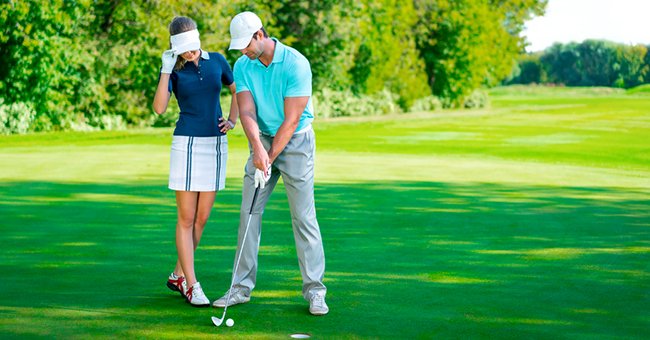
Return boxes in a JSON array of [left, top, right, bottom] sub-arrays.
[[219, 185, 260, 321]]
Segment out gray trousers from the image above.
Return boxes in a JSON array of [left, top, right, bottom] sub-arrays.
[[232, 128, 326, 300]]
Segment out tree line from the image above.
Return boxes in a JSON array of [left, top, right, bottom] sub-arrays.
[[1, 0, 546, 134], [506, 40, 650, 88]]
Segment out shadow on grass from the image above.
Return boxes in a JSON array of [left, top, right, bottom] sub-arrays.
[[0, 180, 648, 338]]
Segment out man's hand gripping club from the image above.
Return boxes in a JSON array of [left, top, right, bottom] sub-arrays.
[[254, 163, 271, 189]]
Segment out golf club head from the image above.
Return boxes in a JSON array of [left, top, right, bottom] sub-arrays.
[[211, 316, 223, 327]]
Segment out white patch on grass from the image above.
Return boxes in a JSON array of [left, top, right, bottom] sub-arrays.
[[505, 133, 587, 145], [316, 152, 650, 189], [386, 132, 480, 142]]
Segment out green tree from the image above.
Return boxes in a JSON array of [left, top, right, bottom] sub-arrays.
[[0, 0, 98, 130], [1, 0, 553, 133], [540, 42, 582, 85], [264, 0, 362, 91], [414, 0, 546, 106], [577, 40, 617, 86], [90, 0, 238, 127], [613, 44, 648, 88], [0, 0, 241, 131], [348, 0, 431, 110], [535, 41, 647, 88], [645, 44, 650, 84], [506, 53, 545, 84]]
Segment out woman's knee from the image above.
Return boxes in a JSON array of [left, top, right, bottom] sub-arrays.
[[177, 215, 195, 229], [194, 212, 210, 228]]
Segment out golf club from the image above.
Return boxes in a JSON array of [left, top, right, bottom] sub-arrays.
[[212, 185, 260, 327]]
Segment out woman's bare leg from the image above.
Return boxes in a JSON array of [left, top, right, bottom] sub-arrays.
[[175, 191, 216, 286]]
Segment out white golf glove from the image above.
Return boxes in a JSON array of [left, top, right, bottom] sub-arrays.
[[254, 164, 272, 189], [161, 49, 177, 74]]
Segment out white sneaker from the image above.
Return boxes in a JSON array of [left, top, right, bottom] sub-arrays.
[[182, 281, 210, 307], [212, 287, 250, 307], [166, 272, 185, 297], [309, 293, 329, 315]]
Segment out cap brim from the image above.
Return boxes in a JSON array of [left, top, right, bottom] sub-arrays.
[[229, 36, 253, 50], [174, 42, 201, 55]]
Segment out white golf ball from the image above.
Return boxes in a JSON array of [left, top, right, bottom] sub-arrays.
[[226, 318, 234, 327]]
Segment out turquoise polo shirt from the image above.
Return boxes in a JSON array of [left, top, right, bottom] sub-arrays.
[[233, 38, 313, 136]]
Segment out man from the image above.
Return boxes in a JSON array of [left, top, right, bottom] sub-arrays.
[[212, 11, 328, 315]]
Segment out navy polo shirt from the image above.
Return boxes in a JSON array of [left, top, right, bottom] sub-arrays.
[[168, 50, 234, 137]]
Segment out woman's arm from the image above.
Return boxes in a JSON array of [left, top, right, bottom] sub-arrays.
[[227, 82, 239, 126], [152, 73, 171, 114], [219, 82, 239, 133]]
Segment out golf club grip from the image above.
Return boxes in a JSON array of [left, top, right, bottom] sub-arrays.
[[249, 186, 260, 214]]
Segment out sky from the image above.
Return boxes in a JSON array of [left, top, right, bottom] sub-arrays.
[[522, 0, 650, 52]]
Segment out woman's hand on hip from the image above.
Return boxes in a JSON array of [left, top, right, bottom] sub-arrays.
[[219, 117, 235, 133]]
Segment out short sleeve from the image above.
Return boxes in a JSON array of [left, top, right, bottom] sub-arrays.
[[169, 73, 176, 94], [285, 56, 312, 97], [216, 53, 234, 86], [233, 58, 249, 93]]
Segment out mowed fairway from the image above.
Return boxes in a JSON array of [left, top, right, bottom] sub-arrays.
[[0, 86, 648, 338]]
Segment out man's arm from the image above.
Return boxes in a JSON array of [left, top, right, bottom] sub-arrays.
[[238, 90, 269, 170], [267, 96, 310, 164]]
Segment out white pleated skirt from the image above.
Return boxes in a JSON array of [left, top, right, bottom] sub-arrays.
[[168, 135, 228, 192]]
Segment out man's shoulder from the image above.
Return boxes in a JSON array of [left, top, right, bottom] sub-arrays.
[[234, 55, 252, 69], [280, 42, 309, 64]]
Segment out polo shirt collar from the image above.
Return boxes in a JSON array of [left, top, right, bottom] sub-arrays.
[[270, 38, 285, 64], [254, 38, 284, 67], [200, 49, 210, 60]]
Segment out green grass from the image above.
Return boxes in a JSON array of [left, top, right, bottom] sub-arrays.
[[1, 86, 649, 338]]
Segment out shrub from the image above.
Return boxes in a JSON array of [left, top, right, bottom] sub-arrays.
[[409, 96, 442, 112], [98, 115, 127, 131], [313, 88, 401, 118], [463, 90, 490, 109], [0, 99, 36, 135]]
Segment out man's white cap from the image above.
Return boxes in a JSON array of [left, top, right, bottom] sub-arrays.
[[229, 11, 263, 50], [171, 29, 201, 54]]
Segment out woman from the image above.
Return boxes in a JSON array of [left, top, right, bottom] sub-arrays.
[[153, 16, 238, 307]]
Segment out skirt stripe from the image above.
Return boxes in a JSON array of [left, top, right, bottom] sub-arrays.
[[215, 136, 221, 190], [185, 136, 194, 191], [169, 135, 228, 192]]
